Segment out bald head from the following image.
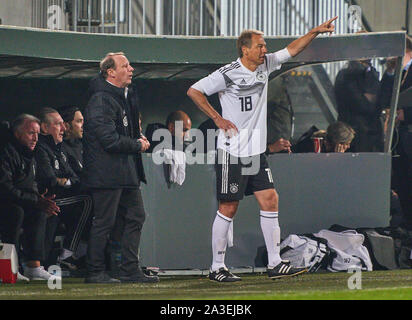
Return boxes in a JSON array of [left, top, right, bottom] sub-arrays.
[[166, 111, 192, 140]]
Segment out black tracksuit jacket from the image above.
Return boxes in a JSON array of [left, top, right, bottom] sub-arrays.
[[0, 127, 39, 207], [62, 138, 83, 177], [82, 75, 146, 189], [34, 134, 80, 197]]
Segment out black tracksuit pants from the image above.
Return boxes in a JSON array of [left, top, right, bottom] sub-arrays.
[[86, 188, 146, 275], [43, 192, 92, 263], [0, 203, 47, 261]]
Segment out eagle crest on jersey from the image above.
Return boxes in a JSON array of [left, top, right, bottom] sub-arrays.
[[219, 62, 266, 98]]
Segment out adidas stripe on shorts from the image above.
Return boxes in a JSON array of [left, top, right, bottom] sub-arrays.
[[215, 149, 275, 201]]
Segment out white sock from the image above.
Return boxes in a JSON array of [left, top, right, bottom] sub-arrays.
[[211, 211, 232, 272], [260, 210, 282, 268], [59, 248, 73, 260]]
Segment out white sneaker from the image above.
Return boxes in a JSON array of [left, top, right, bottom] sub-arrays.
[[24, 266, 61, 281], [17, 272, 30, 282]]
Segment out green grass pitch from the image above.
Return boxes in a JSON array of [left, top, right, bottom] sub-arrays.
[[1, 269, 412, 300]]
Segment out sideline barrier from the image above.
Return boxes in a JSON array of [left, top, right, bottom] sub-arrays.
[[140, 152, 390, 269]]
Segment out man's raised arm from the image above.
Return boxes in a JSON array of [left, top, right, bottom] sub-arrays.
[[286, 16, 337, 57]]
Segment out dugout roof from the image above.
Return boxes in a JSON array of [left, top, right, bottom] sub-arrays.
[[0, 25, 406, 80], [0, 25, 406, 152]]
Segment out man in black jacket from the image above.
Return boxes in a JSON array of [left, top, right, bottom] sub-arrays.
[[378, 36, 412, 227], [0, 114, 60, 280], [82, 52, 157, 283], [59, 106, 84, 176], [335, 59, 383, 152], [35, 108, 92, 271]]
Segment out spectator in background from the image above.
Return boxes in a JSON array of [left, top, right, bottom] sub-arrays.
[[59, 106, 90, 270], [266, 76, 294, 154], [197, 118, 218, 153], [292, 121, 355, 153], [267, 137, 292, 154], [379, 36, 412, 229], [320, 121, 355, 153], [59, 106, 84, 176], [83, 52, 157, 284], [335, 35, 382, 152], [35, 108, 92, 272], [378, 57, 399, 114], [146, 110, 192, 153], [166, 110, 192, 147], [0, 114, 60, 281]]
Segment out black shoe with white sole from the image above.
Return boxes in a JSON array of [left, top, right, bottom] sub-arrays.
[[267, 261, 308, 279], [209, 267, 241, 282], [119, 267, 159, 283]]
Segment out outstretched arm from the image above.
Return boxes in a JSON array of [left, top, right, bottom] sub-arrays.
[[287, 16, 338, 57]]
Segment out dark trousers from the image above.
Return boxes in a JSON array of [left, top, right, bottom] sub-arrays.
[[392, 128, 412, 228], [0, 203, 47, 261], [44, 194, 92, 262], [86, 188, 146, 275]]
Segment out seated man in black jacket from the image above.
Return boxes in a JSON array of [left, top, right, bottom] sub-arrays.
[[145, 110, 192, 153], [59, 106, 84, 176], [35, 108, 92, 271], [0, 114, 60, 280], [292, 122, 355, 153], [58, 106, 91, 266]]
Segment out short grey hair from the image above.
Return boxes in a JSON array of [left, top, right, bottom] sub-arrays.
[[100, 52, 125, 79], [326, 121, 355, 146], [11, 114, 40, 134], [37, 107, 60, 125], [237, 29, 264, 58]]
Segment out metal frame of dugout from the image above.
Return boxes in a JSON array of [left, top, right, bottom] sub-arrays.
[[0, 26, 406, 269]]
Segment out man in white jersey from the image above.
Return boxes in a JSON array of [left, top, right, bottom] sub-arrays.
[[187, 17, 337, 282]]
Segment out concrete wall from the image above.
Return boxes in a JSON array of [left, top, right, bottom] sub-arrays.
[[357, 0, 411, 33], [0, 0, 32, 27], [1, 1, 410, 35], [139, 152, 391, 269]]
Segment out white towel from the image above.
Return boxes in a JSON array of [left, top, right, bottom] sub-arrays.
[[163, 149, 186, 185]]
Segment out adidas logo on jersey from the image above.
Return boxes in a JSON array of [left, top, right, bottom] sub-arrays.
[[240, 78, 247, 84]]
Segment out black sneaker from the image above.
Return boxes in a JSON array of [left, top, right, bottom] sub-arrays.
[[57, 256, 79, 271], [85, 272, 121, 284], [119, 267, 159, 283], [267, 261, 308, 280], [209, 267, 241, 282]]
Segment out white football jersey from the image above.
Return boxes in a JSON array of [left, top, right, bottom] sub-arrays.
[[191, 48, 291, 157]]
